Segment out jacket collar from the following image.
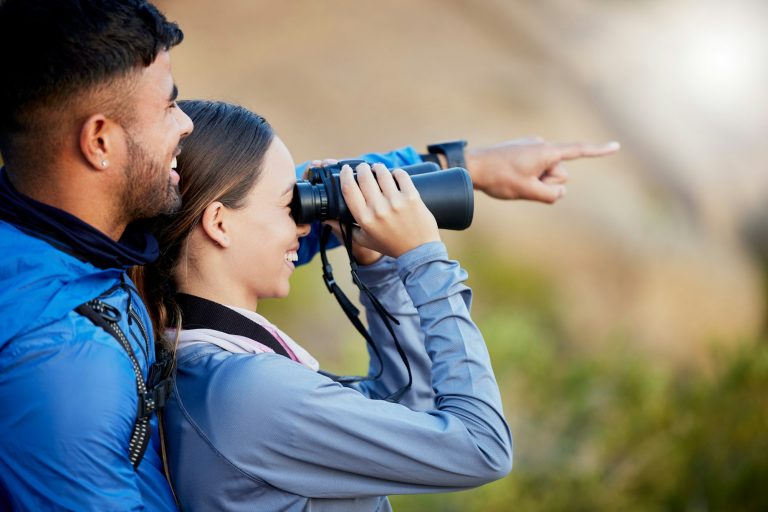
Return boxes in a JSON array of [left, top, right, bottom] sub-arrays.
[[0, 167, 159, 269]]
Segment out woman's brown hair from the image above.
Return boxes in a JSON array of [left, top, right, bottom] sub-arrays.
[[130, 100, 274, 350]]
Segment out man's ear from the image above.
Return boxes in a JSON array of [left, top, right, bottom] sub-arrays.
[[79, 113, 119, 171], [200, 201, 231, 248]]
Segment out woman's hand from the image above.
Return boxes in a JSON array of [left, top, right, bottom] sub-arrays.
[[340, 162, 440, 258], [310, 159, 384, 265], [323, 220, 383, 266]]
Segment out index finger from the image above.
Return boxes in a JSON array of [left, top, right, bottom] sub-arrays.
[[555, 141, 620, 161], [339, 164, 368, 217]]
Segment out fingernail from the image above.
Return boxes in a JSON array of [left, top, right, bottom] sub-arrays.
[[605, 141, 621, 151]]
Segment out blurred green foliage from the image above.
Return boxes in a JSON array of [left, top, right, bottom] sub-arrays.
[[390, 244, 768, 512]]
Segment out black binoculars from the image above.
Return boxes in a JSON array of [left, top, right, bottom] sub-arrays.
[[290, 160, 474, 230]]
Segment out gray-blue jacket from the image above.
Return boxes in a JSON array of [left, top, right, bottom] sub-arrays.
[[164, 242, 513, 511]]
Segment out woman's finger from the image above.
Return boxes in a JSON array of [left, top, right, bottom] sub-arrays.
[[339, 165, 370, 222], [355, 163, 386, 208], [391, 169, 418, 197], [372, 163, 399, 198]]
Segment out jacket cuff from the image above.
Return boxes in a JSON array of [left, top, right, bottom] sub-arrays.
[[396, 242, 465, 308], [355, 255, 398, 286], [396, 241, 448, 277], [357, 241, 449, 288]]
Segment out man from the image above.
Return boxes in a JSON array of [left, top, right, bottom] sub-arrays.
[[0, 0, 617, 509], [0, 0, 192, 509]]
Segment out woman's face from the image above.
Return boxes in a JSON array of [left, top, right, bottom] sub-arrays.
[[225, 136, 310, 300]]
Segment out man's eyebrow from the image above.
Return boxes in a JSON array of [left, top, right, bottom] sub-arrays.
[[169, 84, 179, 103]]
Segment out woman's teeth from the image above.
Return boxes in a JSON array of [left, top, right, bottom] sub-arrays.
[[285, 251, 298, 262], [171, 157, 178, 170]]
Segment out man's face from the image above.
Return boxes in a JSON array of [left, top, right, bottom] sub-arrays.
[[119, 50, 193, 221]]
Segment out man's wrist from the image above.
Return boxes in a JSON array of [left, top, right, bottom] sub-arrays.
[[465, 147, 485, 191]]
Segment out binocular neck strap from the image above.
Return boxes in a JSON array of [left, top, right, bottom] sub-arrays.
[[319, 223, 412, 402]]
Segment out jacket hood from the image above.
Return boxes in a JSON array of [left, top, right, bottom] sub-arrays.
[[0, 221, 122, 348]]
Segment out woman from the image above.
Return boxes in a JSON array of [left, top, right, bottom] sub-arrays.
[[137, 100, 512, 511]]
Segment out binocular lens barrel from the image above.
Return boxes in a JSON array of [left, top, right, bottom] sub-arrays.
[[291, 163, 474, 230]]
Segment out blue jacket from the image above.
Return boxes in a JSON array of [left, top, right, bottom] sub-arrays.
[[0, 221, 177, 511], [164, 243, 513, 511]]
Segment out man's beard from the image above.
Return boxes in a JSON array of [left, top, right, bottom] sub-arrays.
[[120, 133, 182, 222]]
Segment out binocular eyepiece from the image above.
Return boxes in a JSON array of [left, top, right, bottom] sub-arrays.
[[290, 160, 474, 230]]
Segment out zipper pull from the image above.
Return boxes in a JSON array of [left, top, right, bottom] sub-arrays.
[[93, 300, 121, 323]]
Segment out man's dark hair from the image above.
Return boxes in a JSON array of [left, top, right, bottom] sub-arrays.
[[0, 0, 183, 157]]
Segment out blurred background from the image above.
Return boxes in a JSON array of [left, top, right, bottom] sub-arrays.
[[157, 0, 768, 509]]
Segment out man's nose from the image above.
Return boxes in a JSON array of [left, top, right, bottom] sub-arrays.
[[177, 106, 194, 138]]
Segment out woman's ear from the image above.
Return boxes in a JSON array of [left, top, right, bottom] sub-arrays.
[[200, 201, 231, 248]]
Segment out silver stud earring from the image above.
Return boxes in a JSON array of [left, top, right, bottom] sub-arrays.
[[101, 160, 108, 168]]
